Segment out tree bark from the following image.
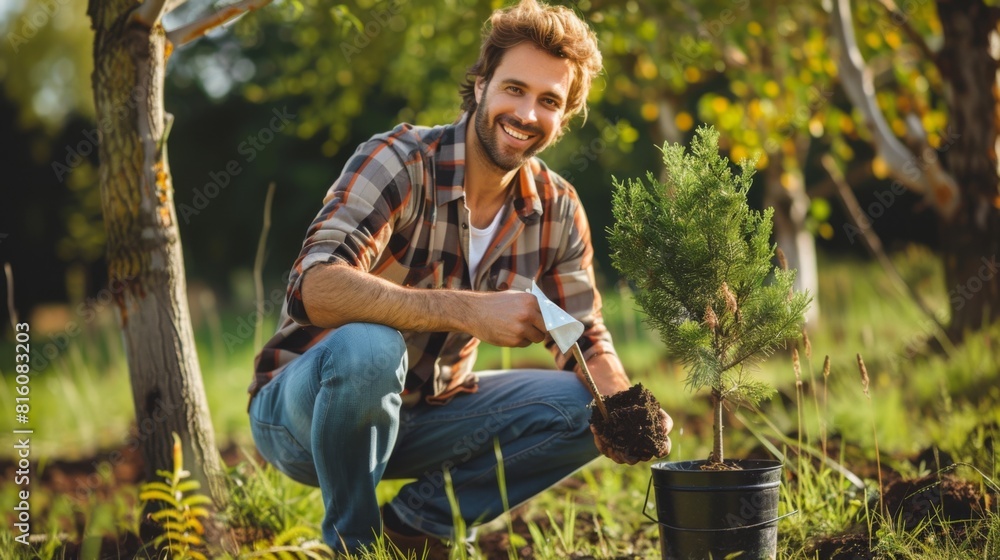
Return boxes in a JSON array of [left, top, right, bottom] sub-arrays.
[[89, 0, 227, 506], [936, 0, 1000, 339], [763, 163, 820, 326]]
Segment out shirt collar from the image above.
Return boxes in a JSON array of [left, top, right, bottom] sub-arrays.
[[435, 113, 543, 220]]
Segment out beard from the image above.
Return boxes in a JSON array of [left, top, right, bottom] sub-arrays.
[[473, 94, 546, 173]]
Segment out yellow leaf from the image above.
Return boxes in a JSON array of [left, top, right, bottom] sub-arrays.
[[620, 124, 639, 144], [871, 156, 891, 179], [819, 223, 834, 239], [141, 481, 174, 494], [809, 118, 824, 137], [181, 494, 213, 507], [173, 532, 205, 546], [762, 80, 780, 98], [244, 84, 265, 103], [684, 66, 702, 82], [188, 506, 212, 519], [150, 509, 186, 523], [891, 119, 907, 136], [177, 480, 201, 494], [160, 521, 192, 535], [637, 56, 658, 80], [754, 151, 769, 169], [139, 490, 179, 506], [885, 31, 902, 49], [675, 111, 694, 132], [171, 433, 183, 476], [840, 115, 855, 135], [747, 21, 763, 36], [187, 518, 205, 535], [711, 96, 730, 115], [730, 144, 748, 163], [864, 31, 882, 49], [641, 102, 659, 122]]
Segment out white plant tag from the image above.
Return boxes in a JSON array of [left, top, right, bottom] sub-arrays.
[[529, 281, 584, 354]]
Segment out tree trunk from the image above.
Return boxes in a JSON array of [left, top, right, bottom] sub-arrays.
[[936, 0, 1000, 340], [710, 388, 724, 464], [763, 163, 820, 325], [89, 0, 227, 506]]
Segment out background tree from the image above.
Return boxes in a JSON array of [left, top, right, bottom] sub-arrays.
[[87, 0, 272, 507], [831, 0, 999, 340]]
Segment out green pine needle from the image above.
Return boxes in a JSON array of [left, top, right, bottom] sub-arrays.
[[610, 125, 811, 406]]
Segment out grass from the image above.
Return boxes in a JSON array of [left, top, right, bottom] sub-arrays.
[[1, 250, 999, 558]]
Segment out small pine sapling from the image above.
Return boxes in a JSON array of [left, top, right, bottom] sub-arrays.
[[609, 126, 810, 467]]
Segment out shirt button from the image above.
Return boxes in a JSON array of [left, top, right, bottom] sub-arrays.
[[461, 223, 468, 229], [498, 282, 509, 290]]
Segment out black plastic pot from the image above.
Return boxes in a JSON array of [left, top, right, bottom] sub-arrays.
[[644, 459, 788, 560]]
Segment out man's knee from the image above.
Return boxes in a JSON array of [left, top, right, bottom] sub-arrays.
[[317, 323, 407, 391]]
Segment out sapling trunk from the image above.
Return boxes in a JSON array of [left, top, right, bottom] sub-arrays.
[[711, 388, 724, 464]]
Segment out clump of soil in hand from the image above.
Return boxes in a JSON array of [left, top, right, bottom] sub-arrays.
[[590, 383, 668, 459]]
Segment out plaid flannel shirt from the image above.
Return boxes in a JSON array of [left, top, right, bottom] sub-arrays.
[[250, 113, 617, 404]]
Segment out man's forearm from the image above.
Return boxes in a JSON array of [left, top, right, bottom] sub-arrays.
[[582, 352, 631, 397], [301, 263, 471, 332]]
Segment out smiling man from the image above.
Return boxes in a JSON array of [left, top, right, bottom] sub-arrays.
[[248, 0, 672, 556]]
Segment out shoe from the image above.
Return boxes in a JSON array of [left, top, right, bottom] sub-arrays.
[[382, 523, 454, 560]]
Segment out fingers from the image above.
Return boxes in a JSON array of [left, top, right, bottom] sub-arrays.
[[591, 413, 674, 464], [660, 408, 674, 434], [591, 429, 643, 465], [527, 323, 547, 344]]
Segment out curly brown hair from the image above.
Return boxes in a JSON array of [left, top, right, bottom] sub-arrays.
[[459, 0, 603, 129]]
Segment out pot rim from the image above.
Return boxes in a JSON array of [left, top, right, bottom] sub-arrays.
[[650, 458, 783, 473]]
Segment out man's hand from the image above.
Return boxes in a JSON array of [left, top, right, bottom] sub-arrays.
[[462, 291, 548, 347], [591, 408, 673, 465]]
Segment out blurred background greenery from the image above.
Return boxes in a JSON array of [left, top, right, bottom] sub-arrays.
[[0, 0, 949, 331], [2, 2, 999, 557]]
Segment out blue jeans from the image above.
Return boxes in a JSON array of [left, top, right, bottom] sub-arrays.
[[248, 323, 599, 552]]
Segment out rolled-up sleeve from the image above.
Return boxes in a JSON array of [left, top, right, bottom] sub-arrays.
[[540, 195, 617, 372], [286, 138, 415, 325]]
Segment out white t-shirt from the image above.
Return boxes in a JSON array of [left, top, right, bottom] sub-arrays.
[[468, 207, 505, 283]]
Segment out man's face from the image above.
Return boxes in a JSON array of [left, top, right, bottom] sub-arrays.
[[473, 42, 572, 173]]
